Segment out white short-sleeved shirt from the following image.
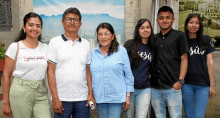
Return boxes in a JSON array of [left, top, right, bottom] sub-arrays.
[[47, 34, 91, 101], [5, 41, 48, 80]]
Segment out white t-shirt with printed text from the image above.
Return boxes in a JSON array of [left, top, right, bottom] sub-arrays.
[[5, 41, 48, 80]]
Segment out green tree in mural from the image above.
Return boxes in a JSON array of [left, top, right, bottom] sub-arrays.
[[206, 18, 212, 35]]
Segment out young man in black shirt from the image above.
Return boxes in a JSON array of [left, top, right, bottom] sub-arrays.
[[150, 6, 188, 118]]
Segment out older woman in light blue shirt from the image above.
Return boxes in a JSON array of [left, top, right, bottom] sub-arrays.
[[90, 23, 134, 118]]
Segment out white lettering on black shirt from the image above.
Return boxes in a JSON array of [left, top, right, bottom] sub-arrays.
[[138, 51, 151, 61], [189, 46, 205, 56]]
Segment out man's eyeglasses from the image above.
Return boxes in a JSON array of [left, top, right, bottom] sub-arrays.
[[63, 17, 80, 23]]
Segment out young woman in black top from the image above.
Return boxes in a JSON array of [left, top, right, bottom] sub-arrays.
[[123, 18, 154, 118], [182, 13, 215, 118]]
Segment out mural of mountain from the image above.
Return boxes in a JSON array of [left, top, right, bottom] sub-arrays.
[[40, 14, 124, 43]]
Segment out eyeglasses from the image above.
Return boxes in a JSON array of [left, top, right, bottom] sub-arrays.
[[97, 31, 111, 37], [63, 17, 80, 23]]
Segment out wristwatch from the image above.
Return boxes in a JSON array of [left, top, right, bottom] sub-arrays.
[[178, 79, 185, 84]]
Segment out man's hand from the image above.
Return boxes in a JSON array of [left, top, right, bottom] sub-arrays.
[[173, 81, 182, 90], [86, 94, 95, 108], [52, 99, 64, 114]]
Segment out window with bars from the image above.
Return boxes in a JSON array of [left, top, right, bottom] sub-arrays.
[[0, 0, 12, 31]]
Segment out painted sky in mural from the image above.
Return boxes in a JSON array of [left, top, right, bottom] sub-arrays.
[[33, 0, 124, 48]]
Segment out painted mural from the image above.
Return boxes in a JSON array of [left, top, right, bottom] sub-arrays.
[[179, 0, 220, 48], [33, 0, 125, 49]]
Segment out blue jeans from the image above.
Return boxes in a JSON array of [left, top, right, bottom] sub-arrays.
[[54, 101, 90, 118], [151, 88, 182, 118], [182, 84, 209, 118], [123, 88, 151, 118], [97, 103, 123, 118]]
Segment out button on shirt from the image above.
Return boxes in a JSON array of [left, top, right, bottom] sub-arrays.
[[151, 29, 188, 89], [90, 46, 134, 103], [47, 34, 90, 101]]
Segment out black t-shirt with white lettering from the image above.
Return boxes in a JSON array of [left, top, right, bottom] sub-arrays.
[[124, 40, 151, 89], [185, 35, 215, 86]]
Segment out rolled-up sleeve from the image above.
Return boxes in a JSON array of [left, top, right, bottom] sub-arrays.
[[122, 47, 134, 92]]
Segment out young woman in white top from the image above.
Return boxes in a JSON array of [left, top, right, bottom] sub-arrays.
[[2, 12, 51, 118]]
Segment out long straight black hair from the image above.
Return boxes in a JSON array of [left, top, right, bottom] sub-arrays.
[[184, 13, 208, 50], [15, 12, 43, 42], [131, 18, 154, 68]]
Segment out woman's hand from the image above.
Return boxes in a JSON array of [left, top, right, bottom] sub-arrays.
[[209, 86, 215, 98], [3, 102, 12, 117], [123, 96, 130, 111]]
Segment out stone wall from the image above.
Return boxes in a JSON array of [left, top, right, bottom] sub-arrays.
[[206, 52, 220, 117]]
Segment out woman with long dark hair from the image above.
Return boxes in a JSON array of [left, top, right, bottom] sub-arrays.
[[2, 12, 51, 118], [123, 18, 154, 118], [182, 13, 215, 118], [90, 23, 134, 118]]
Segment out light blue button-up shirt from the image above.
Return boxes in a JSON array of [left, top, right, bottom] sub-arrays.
[[90, 45, 134, 103]]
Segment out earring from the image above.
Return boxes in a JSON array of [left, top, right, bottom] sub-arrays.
[[24, 30, 26, 33]]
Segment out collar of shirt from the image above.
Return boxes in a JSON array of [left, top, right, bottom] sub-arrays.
[[94, 45, 106, 53], [61, 34, 82, 42], [159, 28, 173, 38]]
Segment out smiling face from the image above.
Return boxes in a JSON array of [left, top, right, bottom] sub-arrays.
[[62, 13, 82, 33], [139, 21, 152, 40], [187, 16, 200, 34], [23, 17, 42, 40], [97, 28, 114, 48], [157, 11, 175, 31]]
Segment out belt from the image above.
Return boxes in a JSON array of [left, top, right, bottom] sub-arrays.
[[12, 77, 45, 89]]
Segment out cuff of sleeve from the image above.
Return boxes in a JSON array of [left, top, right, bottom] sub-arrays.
[[126, 85, 134, 92], [48, 59, 57, 65]]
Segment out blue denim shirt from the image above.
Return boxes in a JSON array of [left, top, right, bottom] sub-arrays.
[[90, 46, 134, 103]]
